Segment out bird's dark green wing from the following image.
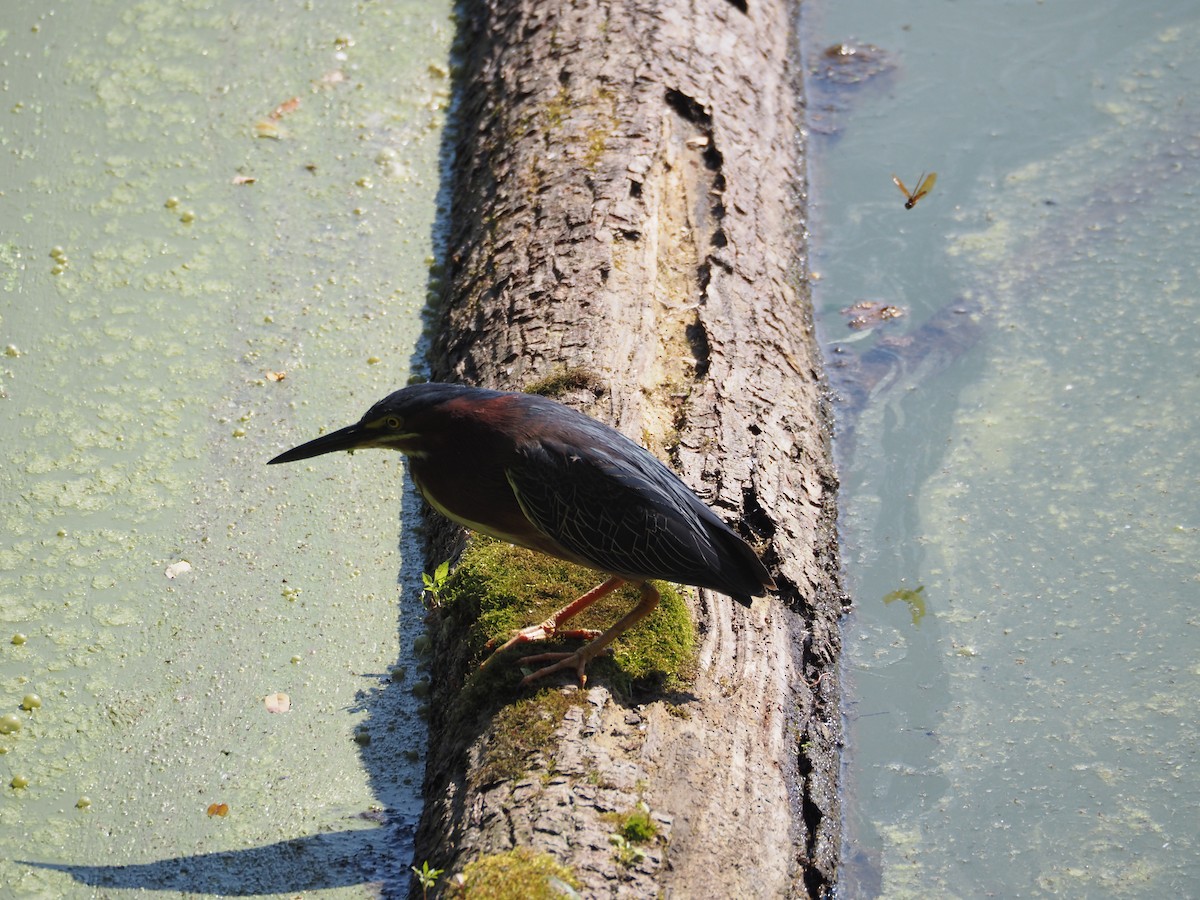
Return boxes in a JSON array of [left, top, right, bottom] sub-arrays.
[[505, 427, 767, 601]]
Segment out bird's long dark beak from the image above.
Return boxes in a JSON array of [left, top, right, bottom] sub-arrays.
[[268, 421, 368, 464]]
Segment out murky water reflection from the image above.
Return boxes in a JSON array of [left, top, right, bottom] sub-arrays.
[[807, 2, 1199, 895]]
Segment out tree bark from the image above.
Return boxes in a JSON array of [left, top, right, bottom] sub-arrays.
[[416, 0, 843, 896]]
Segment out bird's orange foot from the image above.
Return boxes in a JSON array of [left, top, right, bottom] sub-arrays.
[[481, 620, 601, 669], [517, 647, 608, 687]]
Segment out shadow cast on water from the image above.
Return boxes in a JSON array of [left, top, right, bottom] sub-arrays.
[[21, 482, 436, 897], [21, 821, 413, 897]]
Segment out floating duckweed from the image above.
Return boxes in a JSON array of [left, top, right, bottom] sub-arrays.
[[20, 694, 41, 711], [11, 633, 27, 646], [4, 344, 20, 358], [290, 654, 301, 664], [366, 356, 381, 365], [49, 245, 66, 259], [164, 196, 180, 209], [10, 775, 28, 790], [353, 726, 371, 746], [76, 796, 92, 809], [180, 210, 196, 224], [0, 714, 22, 735]]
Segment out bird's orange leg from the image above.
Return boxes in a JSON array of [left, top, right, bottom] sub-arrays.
[[482, 576, 626, 664], [519, 581, 660, 687]]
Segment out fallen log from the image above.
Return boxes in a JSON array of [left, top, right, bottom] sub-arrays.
[[413, 1, 844, 895]]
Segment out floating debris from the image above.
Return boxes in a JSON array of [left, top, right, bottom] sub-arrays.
[[841, 300, 905, 330], [813, 42, 894, 86]]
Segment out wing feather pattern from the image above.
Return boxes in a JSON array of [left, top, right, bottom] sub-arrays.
[[505, 419, 769, 602]]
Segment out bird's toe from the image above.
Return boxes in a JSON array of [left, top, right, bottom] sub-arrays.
[[518, 648, 599, 687]]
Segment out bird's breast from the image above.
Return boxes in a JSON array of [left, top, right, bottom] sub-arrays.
[[408, 457, 579, 562]]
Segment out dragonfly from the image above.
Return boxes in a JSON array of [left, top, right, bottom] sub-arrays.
[[893, 172, 937, 209]]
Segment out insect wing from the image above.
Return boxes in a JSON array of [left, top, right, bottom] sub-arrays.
[[911, 172, 937, 205]]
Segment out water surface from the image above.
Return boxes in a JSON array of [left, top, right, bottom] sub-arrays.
[[1, 2, 451, 895], [805, 1, 1199, 895]]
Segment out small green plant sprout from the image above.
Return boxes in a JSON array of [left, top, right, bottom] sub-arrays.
[[422, 559, 452, 605], [618, 803, 658, 843], [412, 860, 443, 899], [605, 800, 658, 867], [609, 834, 646, 868]]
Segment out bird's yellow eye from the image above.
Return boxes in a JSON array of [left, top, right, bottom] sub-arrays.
[[385, 416, 402, 430]]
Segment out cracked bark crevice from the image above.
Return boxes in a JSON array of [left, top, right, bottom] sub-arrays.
[[414, 1, 843, 897]]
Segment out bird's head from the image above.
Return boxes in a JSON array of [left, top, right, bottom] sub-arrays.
[[268, 382, 498, 465]]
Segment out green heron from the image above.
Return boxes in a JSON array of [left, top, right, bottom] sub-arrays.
[[269, 383, 775, 686]]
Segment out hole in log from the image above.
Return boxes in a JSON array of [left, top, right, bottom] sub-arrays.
[[664, 88, 712, 126]]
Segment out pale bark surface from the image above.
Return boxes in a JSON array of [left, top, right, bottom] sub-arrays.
[[415, 0, 843, 896]]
